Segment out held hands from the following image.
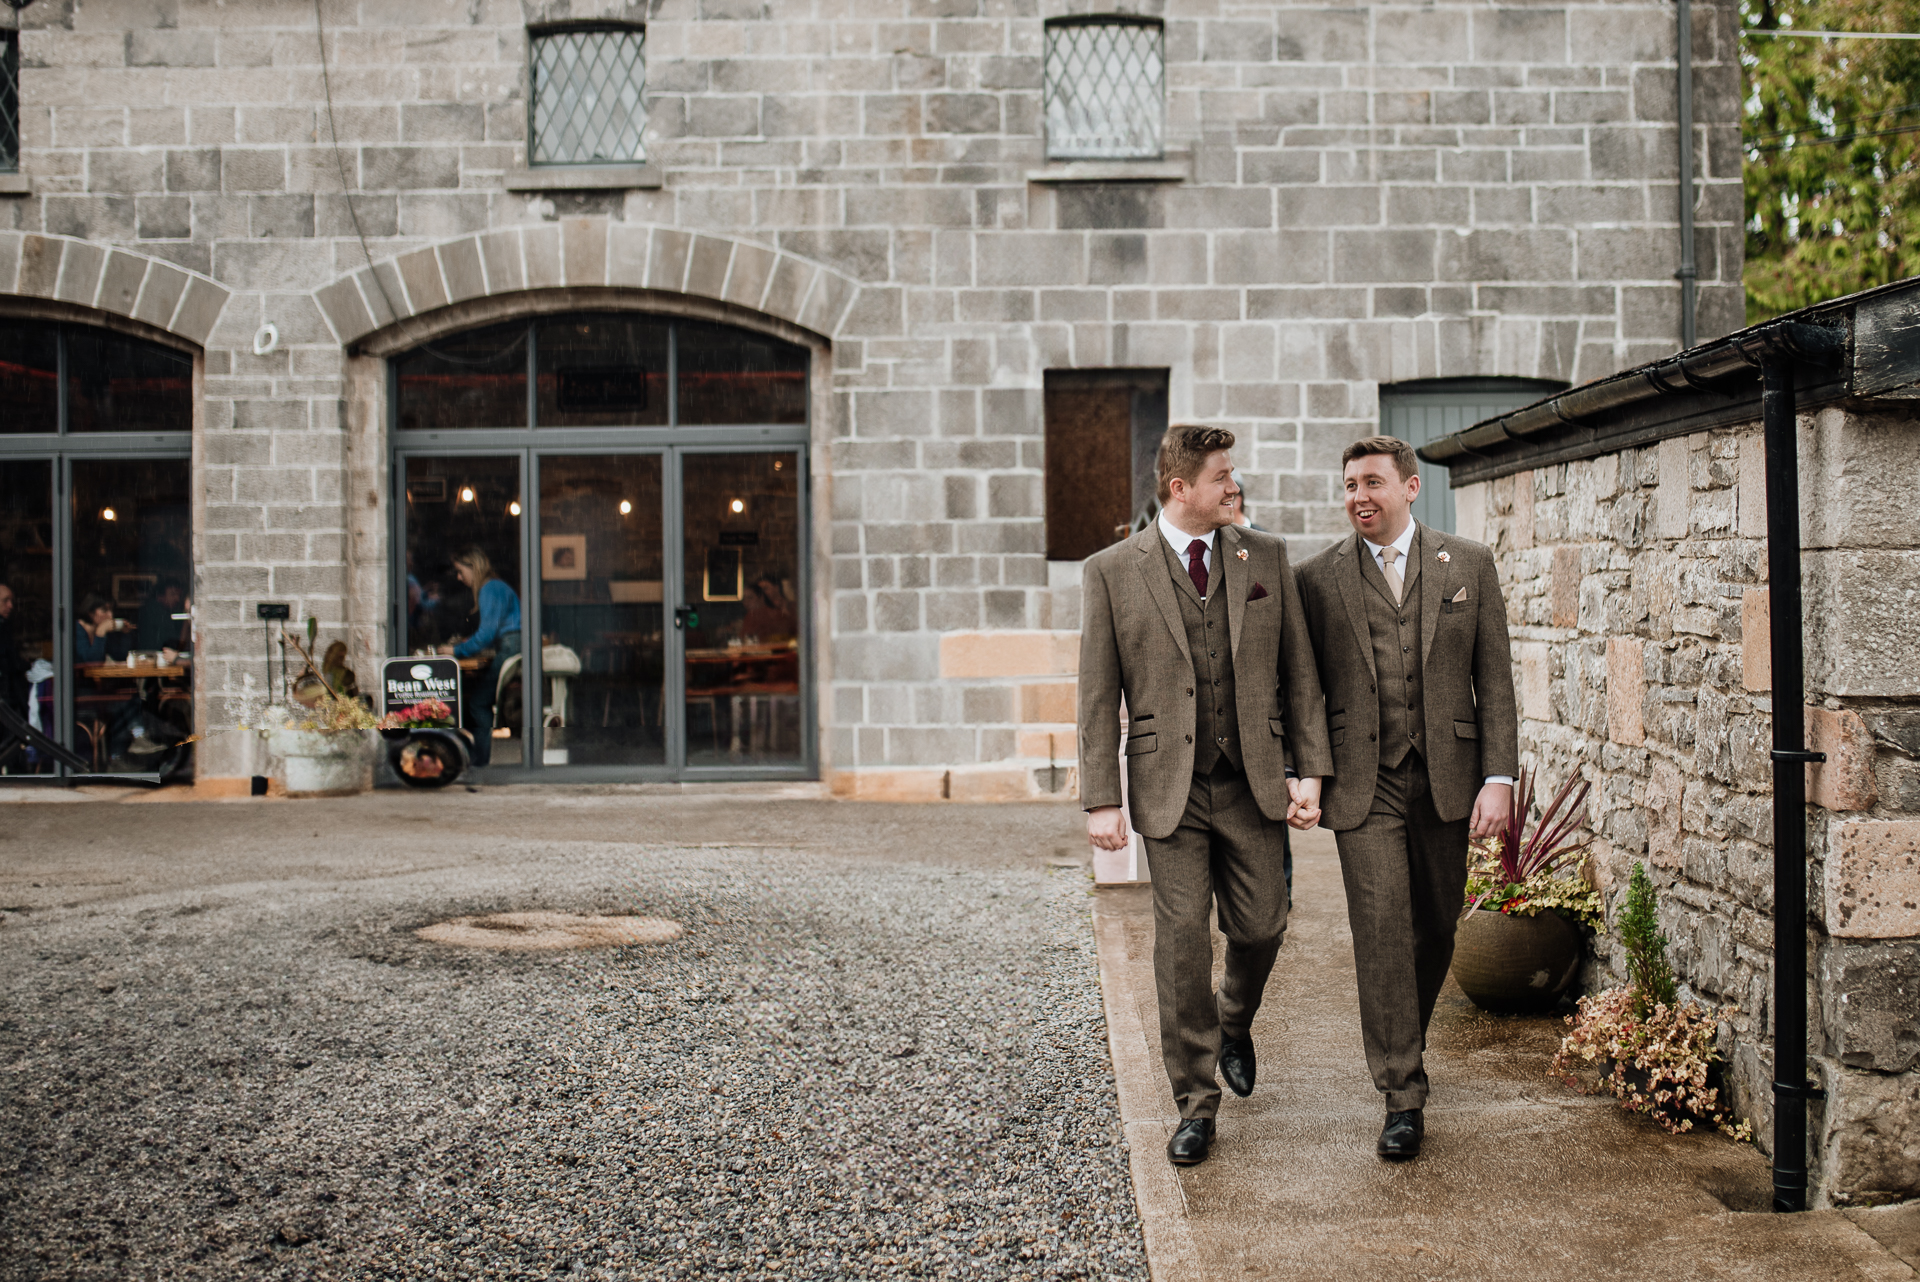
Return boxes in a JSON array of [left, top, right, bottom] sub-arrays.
[[1087, 805, 1130, 852], [1285, 776, 1323, 830], [1469, 781, 1512, 840]]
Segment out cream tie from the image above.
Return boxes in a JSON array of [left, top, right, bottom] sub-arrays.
[[1381, 546, 1404, 605]]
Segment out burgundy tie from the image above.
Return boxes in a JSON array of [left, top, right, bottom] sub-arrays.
[[1186, 540, 1210, 598]]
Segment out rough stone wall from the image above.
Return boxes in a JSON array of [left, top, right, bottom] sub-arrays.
[[1457, 403, 1920, 1205], [0, 0, 1745, 790]]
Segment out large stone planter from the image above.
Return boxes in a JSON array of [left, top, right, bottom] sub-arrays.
[[1451, 908, 1584, 1013], [263, 726, 379, 797]]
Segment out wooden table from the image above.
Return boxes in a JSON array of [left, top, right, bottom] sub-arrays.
[[78, 663, 188, 681], [684, 646, 799, 756]]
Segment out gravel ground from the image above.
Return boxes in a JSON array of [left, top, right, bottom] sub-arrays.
[[0, 800, 1147, 1281]]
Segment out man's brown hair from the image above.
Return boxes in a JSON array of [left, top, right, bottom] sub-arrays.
[[1155, 424, 1236, 504], [1341, 435, 1419, 482]]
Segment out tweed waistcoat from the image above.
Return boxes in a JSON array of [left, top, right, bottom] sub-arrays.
[[1160, 536, 1243, 775], [1360, 532, 1425, 770]]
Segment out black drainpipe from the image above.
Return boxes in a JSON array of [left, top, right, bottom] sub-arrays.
[[1676, 0, 1697, 348], [1757, 335, 1838, 1212]]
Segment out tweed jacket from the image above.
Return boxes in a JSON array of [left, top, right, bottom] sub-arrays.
[[1078, 522, 1334, 841], [1294, 523, 1520, 832]]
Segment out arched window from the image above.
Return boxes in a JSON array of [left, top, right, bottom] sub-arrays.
[[1, 320, 193, 435], [0, 319, 194, 778], [391, 313, 807, 430]]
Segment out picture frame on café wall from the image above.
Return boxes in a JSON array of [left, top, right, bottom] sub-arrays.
[[541, 534, 588, 581], [703, 547, 743, 602], [112, 573, 156, 606]]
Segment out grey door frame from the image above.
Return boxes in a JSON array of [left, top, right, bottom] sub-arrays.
[[1379, 378, 1565, 534], [0, 438, 194, 775], [388, 430, 813, 783]]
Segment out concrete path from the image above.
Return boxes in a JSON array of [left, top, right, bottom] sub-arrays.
[[1095, 829, 1920, 1282]]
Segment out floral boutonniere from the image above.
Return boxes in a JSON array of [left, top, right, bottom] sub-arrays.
[[1236, 548, 1249, 561], [1437, 550, 1451, 563]]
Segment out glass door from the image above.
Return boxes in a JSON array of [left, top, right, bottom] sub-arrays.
[[0, 460, 54, 776], [678, 450, 804, 768], [533, 453, 666, 767], [67, 458, 192, 775], [401, 456, 526, 770]]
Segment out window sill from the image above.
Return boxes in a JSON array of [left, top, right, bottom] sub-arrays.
[[0, 174, 30, 197], [1026, 159, 1187, 184], [505, 164, 661, 192]]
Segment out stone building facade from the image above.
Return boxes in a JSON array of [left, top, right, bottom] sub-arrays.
[[0, 0, 1743, 792], [1427, 281, 1920, 1204]]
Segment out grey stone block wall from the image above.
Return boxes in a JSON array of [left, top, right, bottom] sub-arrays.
[[0, 0, 1744, 782], [1461, 408, 1920, 1205]]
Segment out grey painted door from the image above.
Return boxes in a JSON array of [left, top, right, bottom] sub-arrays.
[[1379, 380, 1565, 533]]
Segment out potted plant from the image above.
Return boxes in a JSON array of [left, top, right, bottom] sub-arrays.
[[1550, 863, 1750, 1138], [259, 628, 381, 797], [1449, 767, 1603, 1013]]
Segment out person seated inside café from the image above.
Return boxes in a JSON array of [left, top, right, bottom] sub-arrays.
[[437, 546, 521, 769], [136, 577, 189, 655], [0, 582, 31, 718], [74, 592, 144, 760], [741, 575, 798, 643]]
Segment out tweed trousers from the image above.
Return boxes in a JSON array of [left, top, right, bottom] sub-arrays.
[[1143, 757, 1291, 1121], [1333, 751, 1470, 1112]]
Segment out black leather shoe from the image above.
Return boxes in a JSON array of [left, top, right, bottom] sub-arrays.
[[1377, 1109, 1424, 1160], [1219, 1035, 1256, 1098], [1167, 1118, 1215, 1166]]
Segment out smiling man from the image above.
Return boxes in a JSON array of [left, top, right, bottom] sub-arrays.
[[1294, 436, 1519, 1161], [1077, 424, 1332, 1166]]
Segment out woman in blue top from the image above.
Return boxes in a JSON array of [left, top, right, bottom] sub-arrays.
[[438, 546, 521, 769]]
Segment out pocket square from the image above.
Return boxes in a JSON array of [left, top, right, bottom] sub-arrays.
[[1450, 587, 1468, 603], [1248, 583, 1269, 602]]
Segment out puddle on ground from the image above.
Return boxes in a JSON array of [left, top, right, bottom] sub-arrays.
[[416, 911, 682, 951]]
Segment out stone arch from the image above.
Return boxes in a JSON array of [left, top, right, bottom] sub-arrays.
[[310, 219, 865, 349], [0, 231, 230, 347]]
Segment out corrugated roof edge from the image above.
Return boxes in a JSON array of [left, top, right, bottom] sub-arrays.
[[1416, 274, 1920, 487]]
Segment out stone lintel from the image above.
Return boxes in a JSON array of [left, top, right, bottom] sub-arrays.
[[1026, 160, 1188, 184], [503, 164, 662, 192]]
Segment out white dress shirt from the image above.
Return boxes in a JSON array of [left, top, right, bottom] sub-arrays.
[[1362, 519, 1512, 790], [1158, 512, 1215, 580], [1360, 519, 1418, 581]]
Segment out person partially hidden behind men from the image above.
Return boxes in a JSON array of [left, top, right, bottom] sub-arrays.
[[1294, 436, 1519, 1161], [1077, 424, 1333, 1167]]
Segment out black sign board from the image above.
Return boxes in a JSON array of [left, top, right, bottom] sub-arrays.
[[256, 602, 291, 620], [382, 657, 462, 728]]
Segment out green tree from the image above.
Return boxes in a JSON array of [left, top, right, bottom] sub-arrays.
[[1743, 0, 1920, 322], [1617, 863, 1679, 1020]]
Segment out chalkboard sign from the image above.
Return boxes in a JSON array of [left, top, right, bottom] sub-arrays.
[[382, 657, 461, 728]]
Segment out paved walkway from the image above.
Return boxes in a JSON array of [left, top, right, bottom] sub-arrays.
[[1095, 829, 1920, 1282]]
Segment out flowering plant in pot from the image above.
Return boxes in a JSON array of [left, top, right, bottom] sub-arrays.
[[1550, 863, 1750, 1138], [260, 631, 381, 797], [1449, 767, 1602, 1012]]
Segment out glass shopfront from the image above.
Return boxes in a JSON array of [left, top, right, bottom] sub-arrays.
[[389, 313, 812, 780], [0, 320, 194, 778]]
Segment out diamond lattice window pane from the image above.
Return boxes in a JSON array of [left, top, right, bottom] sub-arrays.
[[1, 33, 18, 173], [1044, 20, 1164, 161], [531, 29, 648, 165]]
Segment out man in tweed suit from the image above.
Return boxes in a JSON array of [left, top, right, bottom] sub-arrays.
[[1295, 436, 1518, 1160], [1078, 424, 1334, 1166]]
